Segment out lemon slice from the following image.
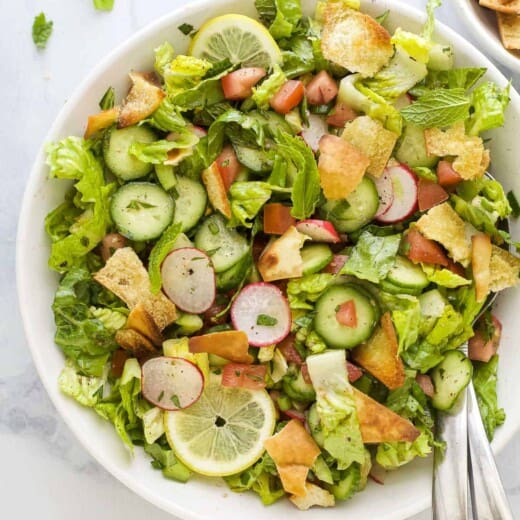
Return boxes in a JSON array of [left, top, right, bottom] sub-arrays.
[[189, 14, 282, 68], [164, 377, 276, 476]]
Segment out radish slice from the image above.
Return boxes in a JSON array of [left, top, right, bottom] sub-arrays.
[[373, 170, 395, 218], [192, 125, 208, 138], [231, 283, 291, 347], [376, 164, 418, 224], [142, 357, 204, 411], [301, 114, 328, 152], [161, 247, 215, 314], [283, 409, 306, 422], [296, 219, 341, 243]]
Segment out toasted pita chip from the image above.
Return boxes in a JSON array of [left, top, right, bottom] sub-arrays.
[[489, 245, 520, 292], [84, 107, 119, 139], [118, 71, 166, 128], [352, 387, 420, 443], [126, 303, 163, 346], [480, 0, 520, 14], [264, 419, 321, 497], [318, 134, 369, 200], [341, 116, 398, 178], [257, 226, 307, 282], [415, 203, 471, 267], [289, 483, 335, 511], [321, 2, 393, 77], [94, 248, 177, 328], [189, 331, 254, 364], [352, 312, 405, 389], [472, 233, 492, 303], [202, 162, 231, 219], [497, 12, 520, 49], [115, 328, 156, 354]]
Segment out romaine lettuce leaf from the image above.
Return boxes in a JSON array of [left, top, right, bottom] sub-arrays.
[[128, 133, 199, 164], [281, 36, 315, 78], [410, 67, 486, 98], [252, 64, 287, 109], [391, 28, 431, 63], [145, 97, 189, 132], [467, 82, 510, 136], [162, 55, 213, 95], [89, 307, 127, 331], [421, 264, 470, 288], [154, 42, 176, 78], [58, 359, 105, 407], [229, 182, 272, 228], [287, 273, 333, 310], [401, 340, 443, 372], [422, 0, 441, 41], [255, 0, 302, 39]]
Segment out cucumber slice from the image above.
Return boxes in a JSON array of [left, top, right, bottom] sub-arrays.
[[321, 177, 379, 233], [195, 214, 249, 273], [314, 284, 379, 349], [172, 176, 208, 232], [104, 126, 157, 180], [307, 404, 325, 448], [111, 182, 174, 241], [385, 256, 429, 290], [419, 289, 446, 319], [233, 144, 272, 172], [431, 350, 473, 411], [395, 123, 438, 169], [155, 164, 176, 191], [282, 366, 316, 404], [379, 279, 422, 296], [301, 243, 333, 275]]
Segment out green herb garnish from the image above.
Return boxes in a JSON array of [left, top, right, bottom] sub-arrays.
[[93, 0, 114, 11], [178, 23, 195, 36], [32, 13, 53, 49], [99, 87, 115, 110], [256, 314, 278, 327]]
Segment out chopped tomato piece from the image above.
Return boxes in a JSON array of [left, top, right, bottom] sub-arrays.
[[215, 145, 241, 190], [277, 334, 303, 364], [111, 349, 129, 378], [221, 363, 267, 389], [336, 300, 357, 327], [415, 374, 434, 398], [323, 254, 348, 274], [417, 178, 449, 211], [326, 102, 357, 127], [446, 258, 466, 278], [270, 80, 305, 114], [301, 364, 312, 384], [221, 67, 266, 100], [468, 315, 502, 363], [346, 361, 363, 383], [305, 71, 338, 105], [263, 203, 296, 235], [404, 228, 450, 267], [437, 160, 463, 188]]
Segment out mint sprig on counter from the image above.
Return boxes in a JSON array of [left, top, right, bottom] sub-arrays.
[[32, 12, 53, 49]]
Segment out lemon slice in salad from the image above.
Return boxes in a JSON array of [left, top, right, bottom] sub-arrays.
[[164, 376, 276, 476], [189, 14, 282, 68]]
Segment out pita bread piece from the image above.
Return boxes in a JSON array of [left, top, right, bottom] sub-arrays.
[[189, 331, 254, 364]]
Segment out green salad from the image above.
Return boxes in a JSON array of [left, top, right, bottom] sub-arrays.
[[45, 0, 520, 510]]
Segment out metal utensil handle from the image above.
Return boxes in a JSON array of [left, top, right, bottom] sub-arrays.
[[432, 389, 469, 520], [467, 382, 514, 520]]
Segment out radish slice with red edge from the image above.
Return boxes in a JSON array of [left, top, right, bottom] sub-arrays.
[[283, 409, 306, 422], [376, 163, 418, 224], [295, 219, 341, 243], [192, 125, 208, 138], [161, 247, 215, 314], [373, 170, 395, 218], [301, 114, 328, 152], [231, 283, 291, 347], [142, 357, 204, 411]]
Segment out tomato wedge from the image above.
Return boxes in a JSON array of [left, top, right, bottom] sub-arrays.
[[336, 300, 357, 328], [221, 67, 266, 100], [270, 80, 305, 114], [305, 71, 338, 105], [346, 361, 363, 383], [215, 145, 241, 190], [326, 102, 357, 127], [221, 363, 267, 389], [415, 374, 434, 398], [323, 254, 348, 274], [263, 203, 296, 235], [437, 160, 462, 188], [468, 315, 502, 363], [404, 228, 450, 267], [277, 334, 303, 364], [417, 178, 449, 211]]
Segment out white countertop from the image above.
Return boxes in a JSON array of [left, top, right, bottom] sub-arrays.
[[2, 0, 520, 518]]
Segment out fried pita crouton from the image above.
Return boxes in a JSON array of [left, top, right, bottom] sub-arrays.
[[94, 247, 176, 328], [415, 203, 471, 266], [321, 3, 393, 77], [115, 328, 156, 354], [257, 226, 307, 282], [264, 419, 321, 497], [352, 388, 420, 443], [341, 116, 398, 178], [480, 0, 520, 14], [118, 71, 166, 128], [472, 233, 493, 303], [126, 303, 163, 346], [489, 245, 520, 292], [189, 331, 254, 364], [352, 312, 405, 390], [497, 12, 520, 49], [318, 134, 369, 200], [289, 483, 335, 511], [201, 162, 231, 219], [84, 107, 119, 139]]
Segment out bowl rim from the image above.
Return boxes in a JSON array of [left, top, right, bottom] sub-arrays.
[[453, 0, 520, 72], [15, 0, 520, 518]]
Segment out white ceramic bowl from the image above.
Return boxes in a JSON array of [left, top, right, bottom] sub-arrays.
[[17, 1, 520, 519], [454, 0, 520, 73]]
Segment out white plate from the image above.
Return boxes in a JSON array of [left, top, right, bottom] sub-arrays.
[[454, 0, 520, 73], [16, 1, 520, 518]]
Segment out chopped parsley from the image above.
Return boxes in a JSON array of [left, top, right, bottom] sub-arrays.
[[99, 86, 115, 110], [93, 0, 115, 11], [32, 13, 53, 49], [178, 23, 195, 36], [256, 314, 278, 327], [171, 394, 181, 408]]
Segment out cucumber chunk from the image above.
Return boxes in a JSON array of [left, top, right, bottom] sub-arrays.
[[172, 176, 207, 232], [385, 256, 429, 291], [301, 243, 333, 275], [395, 123, 438, 169]]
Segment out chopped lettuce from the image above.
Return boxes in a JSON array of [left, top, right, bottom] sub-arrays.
[[255, 0, 303, 39], [162, 54, 213, 95], [287, 273, 333, 310], [391, 28, 431, 63], [229, 182, 272, 228], [421, 264, 470, 288], [467, 82, 510, 136], [252, 64, 287, 109], [58, 359, 106, 407], [154, 42, 176, 78], [142, 407, 165, 444], [410, 67, 486, 97], [89, 307, 127, 331], [145, 98, 189, 133], [422, 0, 442, 41], [281, 36, 316, 78], [129, 133, 199, 164]]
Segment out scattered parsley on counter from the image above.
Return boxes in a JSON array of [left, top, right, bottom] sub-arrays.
[[32, 12, 53, 49], [93, 0, 115, 11]]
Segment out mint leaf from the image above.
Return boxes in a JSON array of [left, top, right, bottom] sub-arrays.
[[256, 314, 278, 326], [32, 12, 53, 49], [400, 88, 470, 128], [178, 23, 195, 35], [93, 0, 114, 10], [99, 87, 115, 110]]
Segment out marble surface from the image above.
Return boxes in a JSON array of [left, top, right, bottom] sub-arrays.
[[2, 0, 520, 518]]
